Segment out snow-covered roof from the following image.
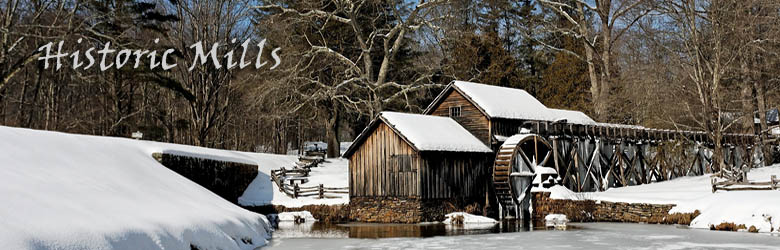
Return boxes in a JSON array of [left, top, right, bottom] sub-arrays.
[[343, 112, 493, 156], [548, 108, 596, 125], [381, 112, 492, 153], [595, 122, 646, 130], [452, 81, 552, 120], [425, 81, 596, 124]]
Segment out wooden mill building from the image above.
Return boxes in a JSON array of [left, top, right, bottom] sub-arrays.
[[423, 80, 594, 148], [343, 112, 494, 223], [345, 81, 595, 223]]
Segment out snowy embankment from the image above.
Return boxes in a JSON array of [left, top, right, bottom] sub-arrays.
[[0, 125, 348, 249], [551, 165, 780, 233], [0, 125, 275, 249]]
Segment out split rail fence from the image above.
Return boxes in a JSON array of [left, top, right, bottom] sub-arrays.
[[270, 161, 348, 199]]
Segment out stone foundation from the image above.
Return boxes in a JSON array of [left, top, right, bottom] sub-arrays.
[[244, 204, 352, 223], [532, 192, 699, 226], [349, 197, 483, 223]]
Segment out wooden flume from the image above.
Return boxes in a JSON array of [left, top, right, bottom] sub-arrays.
[[492, 120, 760, 218]]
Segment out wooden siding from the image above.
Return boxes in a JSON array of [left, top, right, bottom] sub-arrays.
[[491, 118, 526, 142], [419, 152, 493, 199], [349, 122, 421, 197], [429, 90, 491, 144]]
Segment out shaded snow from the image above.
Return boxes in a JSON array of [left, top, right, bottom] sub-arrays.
[[380, 112, 492, 153], [0, 125, 272, 250]]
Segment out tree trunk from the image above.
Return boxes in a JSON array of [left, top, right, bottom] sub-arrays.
[[741, 84, 755, 133], [326, 107, 341, 158], [754, 82, 771, 165]]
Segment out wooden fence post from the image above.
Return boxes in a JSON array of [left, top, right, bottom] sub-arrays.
[[772, 175, 777, 190], [293, 183, 299, 198], [319, 184, 324, 199], [711, 177, 717, 193]]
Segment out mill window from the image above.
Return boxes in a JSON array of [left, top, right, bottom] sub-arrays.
[[391, 154, 416, 172], [449, 106, 462, 118]]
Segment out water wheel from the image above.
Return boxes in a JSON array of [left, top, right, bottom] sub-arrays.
[[493, 134, 553, 219]]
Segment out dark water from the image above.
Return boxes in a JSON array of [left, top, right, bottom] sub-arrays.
[[272, 220, 561, 239]]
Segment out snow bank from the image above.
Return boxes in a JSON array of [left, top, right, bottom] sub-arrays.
[[670, 191, 780, 232], [0, 126, 272, 250], [277, 211, 318, 222], [584, 165, 780, 232], [443, 212, 498, 224], [380, 112, 492, 153]]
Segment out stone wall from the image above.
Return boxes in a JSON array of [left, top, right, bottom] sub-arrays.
[[349, 197, 482, 223], [244, 204, 352, 223], [532, 192, 699, 226], [153, 152, 258, 204]]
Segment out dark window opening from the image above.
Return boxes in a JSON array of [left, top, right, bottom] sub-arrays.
[[449, 106, 462, 117], [391, 154, 416, 172]]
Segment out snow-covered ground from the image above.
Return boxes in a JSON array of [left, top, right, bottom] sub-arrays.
[[0, 125, 350, 249], [0, 125, 273, 250], [239, 158, 349, 207], [549, 165, 780, 233]]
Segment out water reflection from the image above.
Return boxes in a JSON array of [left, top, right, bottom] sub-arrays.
[[272, 220, 560, 239]]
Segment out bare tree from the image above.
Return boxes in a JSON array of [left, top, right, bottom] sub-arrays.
[[653, 0, 753, 179], [254, 0, 452, 157], [0, 1, 80, 90], [160, 0, 256, 147], [536, 0, 652, 120]]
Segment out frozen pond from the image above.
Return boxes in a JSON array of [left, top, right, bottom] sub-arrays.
[[264, 222, 780, 249]]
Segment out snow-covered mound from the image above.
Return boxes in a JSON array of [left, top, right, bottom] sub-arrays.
[[545, 214, 569, 229], [278, 211, 318, 222], [0, 125, 275, 250], [443, 212, 498, 224], [584, 165, 780, 233]]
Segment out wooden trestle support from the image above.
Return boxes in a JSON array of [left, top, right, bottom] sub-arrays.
[[492, 121, 759, 219]]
